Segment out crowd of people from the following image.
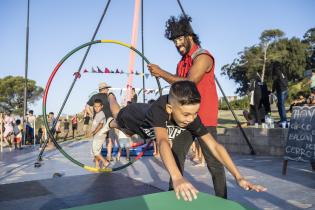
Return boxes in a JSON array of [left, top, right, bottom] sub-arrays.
[[243, 64, 315, 128], [0, 110, 37, 151]]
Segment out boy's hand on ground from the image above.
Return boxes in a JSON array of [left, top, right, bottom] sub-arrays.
[[173, 177, 199, 201], [237, 178, 267, 192]]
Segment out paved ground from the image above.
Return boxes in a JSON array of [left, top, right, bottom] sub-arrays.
[[0, 140, 314, 210]]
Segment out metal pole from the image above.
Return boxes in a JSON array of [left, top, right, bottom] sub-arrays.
[[23, 0, 30, 146], [35, 0, 112, 166], [141, 0, 145, 102], [215, 76, 256, 155], [1, 113, 3, 152], [33, 115, 36, 146]]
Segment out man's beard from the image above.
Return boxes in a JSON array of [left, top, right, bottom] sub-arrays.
[[177, 38, 191, 56]]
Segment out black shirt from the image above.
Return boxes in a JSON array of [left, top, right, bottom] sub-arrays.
[[117, 95, 208, 140], [87, 93, 112, 119], [131, 93, 138, 103], [272, 72, 288, 93], [83, 116, 90, 125], [64, 121, 70, 130]]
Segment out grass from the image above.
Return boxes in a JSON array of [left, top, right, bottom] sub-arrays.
[[218, 103, 291, 128]]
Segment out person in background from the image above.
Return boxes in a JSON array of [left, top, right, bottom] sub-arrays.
[[307, 70, 315, 105], [89, 99, 110, 169], [272, 61, 288, 128], [131, 87, 138, 103], [55, 119, 62, 141], [26, 110, 36, 144], [83, 111, 91, 137], [13, 119, 23, 150], [3, 111, 15, 150], [47, 112, 56, 148], [86, 82, 114, 162], [71, 114, 78, 139], [63, 119, 70, 140]]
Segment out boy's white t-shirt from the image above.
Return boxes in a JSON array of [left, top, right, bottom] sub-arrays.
[[91, 111, 106, 139]]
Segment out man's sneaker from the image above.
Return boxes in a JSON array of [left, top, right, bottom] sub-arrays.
[[100, 117, 113, 134]]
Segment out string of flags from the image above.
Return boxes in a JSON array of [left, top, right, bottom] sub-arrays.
[[110, 85, 170, 96], [83, 66, 152, 79]]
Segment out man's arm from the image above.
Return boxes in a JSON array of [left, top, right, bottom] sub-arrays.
[[200, 133, 267, 192], [147, 54, 213, 84], [154, 127, 198, 201], [85, 104, 93, 118]]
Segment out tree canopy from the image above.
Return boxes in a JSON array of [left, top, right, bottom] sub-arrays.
[[0, 76, 43, 115], [221, 28, 314, 97]]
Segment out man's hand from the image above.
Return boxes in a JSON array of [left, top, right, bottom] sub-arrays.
[[237, 177, 267, 192], [147, 64, 163, 77], [172, 177, 199, 201]]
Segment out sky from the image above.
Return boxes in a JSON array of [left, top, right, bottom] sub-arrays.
[[0, 0, 314, 116]]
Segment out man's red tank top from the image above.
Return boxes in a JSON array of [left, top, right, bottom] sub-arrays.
[[177, 44, 218, 126]]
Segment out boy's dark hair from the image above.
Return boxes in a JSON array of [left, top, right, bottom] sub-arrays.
[[165, 15, 200, 46], [94, 99, 103, 105], [169, 80, 200, 105], [16, 119, 21, 125], [49, 112, 54, 115], [29, 110, 34, 114]]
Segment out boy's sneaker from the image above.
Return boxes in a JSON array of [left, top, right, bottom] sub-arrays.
[[100, 117, 113, 134]]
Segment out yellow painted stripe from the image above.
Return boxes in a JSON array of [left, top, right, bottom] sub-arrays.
[[100, 40, 131, 48], [84, 165, 113, 173]]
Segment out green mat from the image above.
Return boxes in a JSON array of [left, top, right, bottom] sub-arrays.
[[64, 191, 252, 210]]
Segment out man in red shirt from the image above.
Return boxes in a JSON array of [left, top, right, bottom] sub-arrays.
[[148, 15, 227, 198]]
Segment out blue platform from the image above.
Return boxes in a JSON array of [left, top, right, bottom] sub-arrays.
[[102, 143, 154, 156]]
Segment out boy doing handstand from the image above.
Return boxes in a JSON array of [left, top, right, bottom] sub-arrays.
[[102, 80, 266, 201]]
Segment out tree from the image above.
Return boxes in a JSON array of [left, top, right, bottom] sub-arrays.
[[273, 37, 308, 81], [259, 29, 285, 81], [0, 76, 43, 115], [221, 28, 310, 97]]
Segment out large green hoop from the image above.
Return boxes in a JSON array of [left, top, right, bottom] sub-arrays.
[[43, 40, 160, 172]]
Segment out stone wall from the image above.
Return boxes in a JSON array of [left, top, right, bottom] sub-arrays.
[[217, 128, 288, 156]]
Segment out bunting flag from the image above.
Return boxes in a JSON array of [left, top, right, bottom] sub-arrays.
[[106, 87, 169, 97], [104, 67, 110, 73], [82, 67, 154, 78], [97, 66, 103, 73]]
